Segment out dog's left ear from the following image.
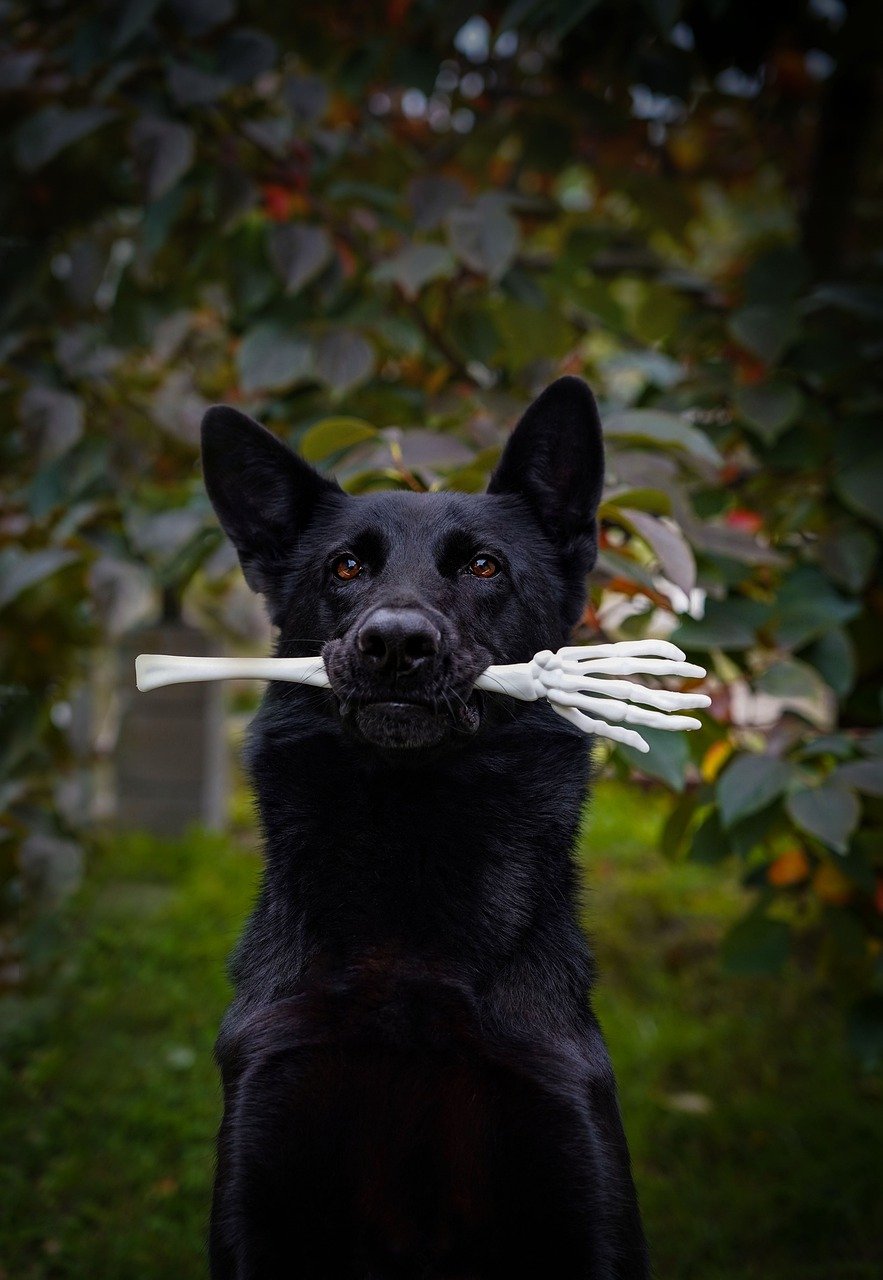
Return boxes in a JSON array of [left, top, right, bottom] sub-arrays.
[[488, 376, 604, 562]]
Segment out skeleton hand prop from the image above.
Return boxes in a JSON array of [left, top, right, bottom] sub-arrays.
[[135, 639, 710, 753]]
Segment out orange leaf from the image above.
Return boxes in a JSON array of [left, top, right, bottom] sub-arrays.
[[812, 862, 853, 906], [767, 846, 810, 887], [701, 739, 733, 783]]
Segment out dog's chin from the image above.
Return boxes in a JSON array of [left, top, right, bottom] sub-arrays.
[[347, 698, 480, 751]]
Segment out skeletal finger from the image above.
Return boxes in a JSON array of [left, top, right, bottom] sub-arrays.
[[554, 639, 688, 664], [549, 700, 650, 752], [552, 657, 707, 679], [542, 671, 711, 711], [548, 689, 702, 731]]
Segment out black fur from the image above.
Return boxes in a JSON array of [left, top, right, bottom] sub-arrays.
[[202, 376, 650, 1279]]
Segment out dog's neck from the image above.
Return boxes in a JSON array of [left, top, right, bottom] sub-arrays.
[[244, 690, 591, 988]]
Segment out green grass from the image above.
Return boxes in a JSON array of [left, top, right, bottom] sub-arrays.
[[1, 782, 881, 1278]]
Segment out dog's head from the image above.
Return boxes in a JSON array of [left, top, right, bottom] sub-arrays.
[[202, 377, 604, 752]]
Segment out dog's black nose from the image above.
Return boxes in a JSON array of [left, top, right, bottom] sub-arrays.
[[357, 608, 441, 677]]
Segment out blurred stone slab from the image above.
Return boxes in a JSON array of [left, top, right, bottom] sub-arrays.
[[115, 622, 227, 835]]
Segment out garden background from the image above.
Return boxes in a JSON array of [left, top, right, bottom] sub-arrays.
[[1, 1, 882, 1276]]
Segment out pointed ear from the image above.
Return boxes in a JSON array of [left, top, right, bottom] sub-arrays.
[[488, 376, 604, 560], [201, 405, 341, 601]]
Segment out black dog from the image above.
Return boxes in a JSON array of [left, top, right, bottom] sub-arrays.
[[201, 376, 649, 1279]]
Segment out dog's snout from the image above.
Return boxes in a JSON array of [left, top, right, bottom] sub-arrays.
[[356, 608, 441, 677]]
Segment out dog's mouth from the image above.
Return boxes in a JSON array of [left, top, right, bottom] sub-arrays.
[[321, 636, 489, 751], [343, 693, 481, 750]]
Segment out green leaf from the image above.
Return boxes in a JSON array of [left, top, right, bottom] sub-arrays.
[[0, 548, 78, 610], [111, 0, 164, 52], [218, 28, 278, 82], [619, 509, 696, 593], [492, 300, 575, 369], [673, 597, 772, 651], [772, 566, 860, 649], [372, 244, 456, 299], [745, 246, 808, 305], [282, 73, 329, 124], [237, 324, 313, 393], [689, 808, 730, 863], [600, 487, 672, 517], [595, 549, 662, 593], [786, 783, 860, 854], [299, 417, 378, 463], [660, 791, 699, 859], [18, 387, 84, 461], [0, 690, 45, 777], [617, 726, 689, 792], [408, 175, 467, 230], [155, 527, 223, 591], [729, 304, 797, 365], [722, 911, 790, 976], [798, 734, 855, 761], [14, 106, 115, 171], [131, 116, 195, 201], [849, 996, 883, 1073], [167, 62, 229, 106], [832, 759, 883, 799], [817, 524, 878, 594], [447, 196, 520, 282], [802, 627, 856, 698], [735, 381, 802, 445], [314, 330, 375, 394], [812, 283, 883, 320], [717, 755, 793, 828], [728, 804, 781, 859], [834, 449, 883, 530], [267, 224, 333, 294], [603, 410, 722, 467], [755, 659, 834, 728], [449, 307, 501, 364]]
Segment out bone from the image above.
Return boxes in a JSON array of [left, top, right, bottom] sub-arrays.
[[551, 656, 707, 679], [547, 701, 652, 752], [135, 639, 710, 753], [538, 672, 711, 712], [546, 688, 702, 732], [549, 640, 689, 662], [135, 653, 330, 693]]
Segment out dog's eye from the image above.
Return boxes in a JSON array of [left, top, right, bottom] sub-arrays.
[[332, 554, 362, 581], [469, 555, 500, 579]]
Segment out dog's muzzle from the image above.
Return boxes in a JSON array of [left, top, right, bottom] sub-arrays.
[[323, 606, 486, 750]]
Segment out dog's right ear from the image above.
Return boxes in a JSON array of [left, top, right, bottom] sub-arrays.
[[201, 405, 341, 599], [487, 376, 604, 558]]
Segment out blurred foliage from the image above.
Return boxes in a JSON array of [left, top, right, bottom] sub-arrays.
[[0, 1, 882, 1057]]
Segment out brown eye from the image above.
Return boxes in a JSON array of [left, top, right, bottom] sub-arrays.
[[332, 554, 362, 581], [469, 554, 500, 579]]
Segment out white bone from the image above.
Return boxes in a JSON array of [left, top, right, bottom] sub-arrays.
[[547, 701, 651, 752], [545, 688, 701, 731], [540, 672, 710, 712], [544, 655, 707, 679], [135, 639, 710, 753], [135, 653, 330, 693], [554, 640, 689, 662]]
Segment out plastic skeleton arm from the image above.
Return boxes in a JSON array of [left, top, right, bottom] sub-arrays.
[[135, 639, 710, 754], [475, 641, 710, 753]]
